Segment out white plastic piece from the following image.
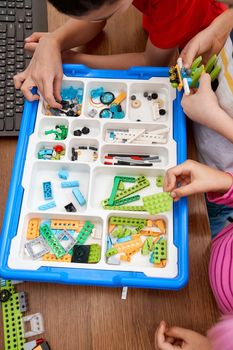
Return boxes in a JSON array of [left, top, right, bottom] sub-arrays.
[[152, 102, 160, 121], [177, 57, 183, 69], [121, 286, 128, 300], [23, 313, 44, 338], [183, 78, 190, 96]]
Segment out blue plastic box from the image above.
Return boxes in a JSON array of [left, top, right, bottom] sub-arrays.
[[0, 65, 188, 289]]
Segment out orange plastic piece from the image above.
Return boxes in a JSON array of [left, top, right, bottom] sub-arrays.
[[114, 237, 143, 254], [154, 260, 167, 268], [109, 224, 116, 233], [27, 219, 40, 240], [42, 253, 71, 263], [147, 220, 153, 227], [175, 64, 183, 91], [154, 219, 166, 234], [120, 247, 141, 262], [51, 220, 84, 230], [134, 230, 161, 238], [112, 91, 126, 105]]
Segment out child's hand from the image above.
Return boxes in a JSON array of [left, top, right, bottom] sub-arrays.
[[164, 160, 233, 201], [14, 35, 63, 108], [24, 32, 47, 53], [155, 321, 212, 350], [181, 73, 221, 127]]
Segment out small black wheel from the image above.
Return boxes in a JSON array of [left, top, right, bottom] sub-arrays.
[[0, 289, 11, 302]]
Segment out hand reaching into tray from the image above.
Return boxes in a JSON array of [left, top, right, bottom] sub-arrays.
[[163, 160, 233, 202], [154, 321, 212, 350]]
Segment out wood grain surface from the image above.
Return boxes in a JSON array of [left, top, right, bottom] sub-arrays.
[[0, 4, 219, 350]]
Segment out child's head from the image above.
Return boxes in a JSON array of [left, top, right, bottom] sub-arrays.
[[218, 0, 233, 6], [207, 315, 233, 350], [48, 0, 133, 20]]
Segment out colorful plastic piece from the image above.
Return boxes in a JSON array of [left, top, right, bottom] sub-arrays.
[[51, 219, 84, 230], [43, 181, 53, 200], [142, 192, 173, 215], [38, 201, 56, 211], [71, 245, 90, 263], [40, 224, 66, 258], [156, 176, 164, 187], [75, 221, 94, 245], [61, 180, 79, 188], [25, 236, 50, 260], [88, 244, 101, 263], [26, 219, 40, 240], [64, 202, 77, 212], [110, 217, 147, 227], [113, 195, 140, 206], [150, 239, 167, 264], [72, 188, 86, 206], [42, 253, 71, 263], [58, 169, 69, 179]]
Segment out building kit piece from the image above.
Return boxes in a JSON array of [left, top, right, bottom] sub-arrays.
[[88, 244, 101, 263], [38, 201, 56, 211], [43, 182, 53, 200], [27, 219, 40, 240], [72, 188, 86, 206], [156, 176, 164, 187], [25, 236, 50, 260], [51, 219, 84, 230], [71, 245, 90, 263], [61, 180, 79, 188], [42, 253, 72, 263], [57, 231, 76, 254], [75, 221, 94, 245], [58, 169, 69, 179], [64, 202, 77, 212], [23, 313, 44, 338], [40, 224, 66, 258], [143, 192, 173, 215]]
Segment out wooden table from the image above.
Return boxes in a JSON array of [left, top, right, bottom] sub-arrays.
[[0, 5, 219, 349]]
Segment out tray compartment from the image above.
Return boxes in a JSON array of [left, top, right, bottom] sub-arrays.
[[36, 141, 66, 161], [38, 117, 69, 140], [71, 118, 100, 138], [26, 161, 90, 213], [68, 138, 99, 163]]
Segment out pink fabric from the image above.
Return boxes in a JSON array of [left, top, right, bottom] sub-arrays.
[[208, 175, 233, 314], [208, 315, 233, 350]]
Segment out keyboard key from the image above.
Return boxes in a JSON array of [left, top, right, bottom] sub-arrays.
[[25, 9, 32, 16], [7, 52, 15, 58], [0, 32, 6, 39], [16, 55, 24, 62], [16, 62, 24, 69], [5, 117, 14, 131], [16, 48, 24, 55], [16, 23, 24, 41], [0, 15, 15, 22], [0, 102, 4, 109], [0, 81, 4, 88], [16, 98, 24, 105], [7, 66, 15, 72], [15, 113, 21, 130], [0, 119, 4, 130], [0, 73, 5, 80], [8, 9, 16, 15], [6, 109, 14, 117], [16, 2, 24, 9], [6, 101, 14, 109], [6, 79, 14, 87], [6, 87, 15, 94], [0, 23, 6, 32], [0, 88, 4, 95], [8, 23, 15, 38], [0, 59, 6, 66], [16, 105, 23, 113], [8, 38, 15, 44], [0, 67, 5, 73], [26, 17, 32, 23], [0, 110, 4, 118], [25, 0, 32, 9], [8, 2, 16, 8], [6, 73, 14, 79], [25, 23, 32, 30], [0, 96, 4, 103], [18, 16, 25, 23], [8, 58, 15, 65], [0, 2, 7, 7], [6, 95, 14, 101], [16, 42, 24, 48], [8, 45, 15, 51], [0, 52, 6, 59], [16, 90, 23, 98], [0, 9, 7, 15], [0, 46, 6, 53]]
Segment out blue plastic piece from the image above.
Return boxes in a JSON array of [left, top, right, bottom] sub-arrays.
[[72, 188, 86, 206], [90, 87, 104, 99], [117, 236, 132, 244], [38, 201, 56, 211], [61, 181, 79, 188], [58, 169, 69, 180], [43, 181, 53, 200], [0, 65, 188, 290]]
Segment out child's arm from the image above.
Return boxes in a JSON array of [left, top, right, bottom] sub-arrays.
[[164, 160, 233, 201], [181, 73, 233, 143], [61, 39, 177, 69], [181, 8, 233, 67], [13, 19, 106, 108], [154, 321, 211, 350]]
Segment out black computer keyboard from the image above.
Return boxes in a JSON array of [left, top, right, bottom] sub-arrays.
[[0, 0, 48, 136]]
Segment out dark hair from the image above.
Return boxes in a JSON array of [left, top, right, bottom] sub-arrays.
[[48, 0, 118, 16]]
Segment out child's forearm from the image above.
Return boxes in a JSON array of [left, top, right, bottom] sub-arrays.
[[67, 52, 148, 69], [47, 19, 106, 52], [210, 8, 233, 41]]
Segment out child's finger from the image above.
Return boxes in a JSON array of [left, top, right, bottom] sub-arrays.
[[53, 75, 63, 103], [42, 77, 62, 109], [24, 42, 39, 53], [20, 78, 40, 102], [166, 326, 196, 343], [197, 73, 212, 93], [170, 182, 198, 200], [180, 42, 199, 68], [25, 32, 44, 43]]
